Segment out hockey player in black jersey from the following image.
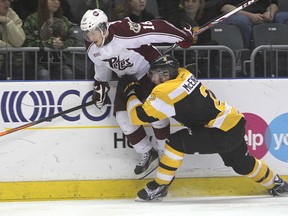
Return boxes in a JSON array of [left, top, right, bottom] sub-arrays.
[[118, 54, 288, 201]]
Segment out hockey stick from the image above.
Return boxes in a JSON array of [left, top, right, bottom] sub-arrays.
[[162, 0, 259, 54], [0, 100, 95, 137]]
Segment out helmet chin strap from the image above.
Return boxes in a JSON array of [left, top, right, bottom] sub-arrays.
[[100, 29, 108, 46], [160, 74, 169, 83]]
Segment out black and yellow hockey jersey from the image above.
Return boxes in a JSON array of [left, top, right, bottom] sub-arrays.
[[127, 68, 243, 132]]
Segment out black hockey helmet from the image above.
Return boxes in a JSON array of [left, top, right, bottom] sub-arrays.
[[148, 54, 179, 80]]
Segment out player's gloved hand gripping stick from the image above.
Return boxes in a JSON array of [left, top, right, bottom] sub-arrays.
[[117, 75, 140, 100], [93, 80, 110, 109]]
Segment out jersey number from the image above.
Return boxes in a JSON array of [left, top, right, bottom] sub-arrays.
[[199, 85, 222, 111], [141, 21, 155, 30]]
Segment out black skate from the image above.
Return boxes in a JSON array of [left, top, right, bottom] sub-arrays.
[[134, 147, 159, 180], [269, 175, 288, 196], [135, 180, 169, 201]]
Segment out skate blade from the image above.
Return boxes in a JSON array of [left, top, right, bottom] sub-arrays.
[[136, 159, 159, 180], [135, 196, 163, 202]]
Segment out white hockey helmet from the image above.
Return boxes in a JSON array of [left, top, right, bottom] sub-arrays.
[[80, 9, 108, 45]]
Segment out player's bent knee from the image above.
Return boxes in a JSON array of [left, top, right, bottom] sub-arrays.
[[151, 118, 170, 129], [166, 132, 184, 152], [221, 143, 256, 175], [152, 119, 170, 140], [115, 111, 140, 135], [230, 155, 255, 175]]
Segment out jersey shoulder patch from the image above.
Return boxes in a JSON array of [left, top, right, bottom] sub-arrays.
[[128, 21, 141, 33], [109, 18, 141, 36], [147, 92, 157, 102]]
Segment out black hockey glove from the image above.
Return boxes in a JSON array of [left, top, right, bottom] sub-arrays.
[[177, 22, 195, 48], [93, 80, 110, 109], [118, 75, 140, 101]]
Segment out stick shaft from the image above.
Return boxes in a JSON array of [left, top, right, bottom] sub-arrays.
[[162, 0, 258, 54], [194, 0, 258, 36], [0, 100, 95, 137]]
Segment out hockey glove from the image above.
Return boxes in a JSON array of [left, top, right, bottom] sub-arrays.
[[177, 22, 195, 49], [118, 75, 140, 101], [93, 80, 110, 109]]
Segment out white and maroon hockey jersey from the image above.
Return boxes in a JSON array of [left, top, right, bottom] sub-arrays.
[[84, 18, 192, 82]]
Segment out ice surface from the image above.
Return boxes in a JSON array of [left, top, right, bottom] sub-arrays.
[[0, 195, 287, 216]]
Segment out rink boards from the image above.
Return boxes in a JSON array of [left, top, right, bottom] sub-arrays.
[[0, 79, 288, 201]]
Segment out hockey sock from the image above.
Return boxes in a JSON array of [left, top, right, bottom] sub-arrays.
[[245, 158, 275, 189], [155, 144, 184, 185], [126, 126, 152, 154]]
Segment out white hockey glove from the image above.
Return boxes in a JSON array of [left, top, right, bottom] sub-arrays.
[[93, 80, 110, 109]]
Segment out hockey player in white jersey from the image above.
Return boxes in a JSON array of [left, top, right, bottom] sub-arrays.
[[80, 9, 194, 178]]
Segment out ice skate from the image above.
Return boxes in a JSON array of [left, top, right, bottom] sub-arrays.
[[269, 175, 288, 196], [135, 180, 169, 201], [134, 147, 158, 180]]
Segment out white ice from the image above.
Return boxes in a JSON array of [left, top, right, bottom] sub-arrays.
[[0, 195, 287, 216]]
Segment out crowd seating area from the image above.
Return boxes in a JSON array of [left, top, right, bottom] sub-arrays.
[[1, 0, 288, 81]]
